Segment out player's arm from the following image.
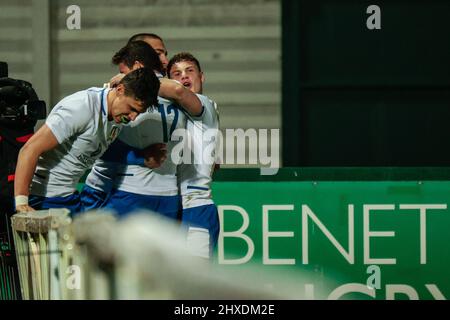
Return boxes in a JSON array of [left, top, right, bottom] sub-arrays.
[[158, 78, 203, 116], [108, 75, 203, 116], [101, 139, 142, 164], [101, 139, 167, 169], [14, 125, 59, 212]]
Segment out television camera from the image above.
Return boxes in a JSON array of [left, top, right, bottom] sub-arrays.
[[0, 61, 46, 126]]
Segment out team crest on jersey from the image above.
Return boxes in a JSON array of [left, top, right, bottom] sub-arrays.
[[108, 126, 121, 144]]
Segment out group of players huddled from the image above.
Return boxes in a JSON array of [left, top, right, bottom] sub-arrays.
[[13, 33, 220, 259]]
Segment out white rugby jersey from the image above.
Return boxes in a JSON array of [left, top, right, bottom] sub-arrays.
[[112, 96, 187, 196], [178, 97, 220, 209], [31, 88, 122, 197], [86, 95, 188, 195], [85, 94, 215, 197]]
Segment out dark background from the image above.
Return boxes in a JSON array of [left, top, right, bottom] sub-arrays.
[[282, 0, 450, 166]]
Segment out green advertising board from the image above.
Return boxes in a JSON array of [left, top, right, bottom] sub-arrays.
[[212, 170, 450, 300]]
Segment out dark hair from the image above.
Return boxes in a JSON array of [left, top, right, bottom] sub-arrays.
[[127, 33, 163, 44], [112, 40, 163, 74], [167, 52, 202, 78], [119, 68, 160, 109]]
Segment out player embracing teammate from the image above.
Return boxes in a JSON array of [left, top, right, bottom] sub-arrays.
[[79, 33, 221, 259]]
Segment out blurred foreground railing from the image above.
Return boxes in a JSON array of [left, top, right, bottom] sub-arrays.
[[11, 209, 73, 300], [11, 209, 329, 300]]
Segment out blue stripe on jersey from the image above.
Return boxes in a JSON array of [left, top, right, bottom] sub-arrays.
[[117, 173, 134, 177], [93, 167, 111, 178], [157, 104, 168, 142], [100, 88, 106, 115], [184, 105, 205, 121], [187, 185, 209, 191], [197, 105, 205, 117]]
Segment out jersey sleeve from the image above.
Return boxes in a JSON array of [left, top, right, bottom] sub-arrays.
[[189, 94, 216, 121], [45, 96, 90, 144], [101, 139, 145, 166]]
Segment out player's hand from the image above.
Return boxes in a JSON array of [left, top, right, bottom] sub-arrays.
[[109, 73, 125, 88], [15, 204, 36, 213], [143, 143, 167, 169]]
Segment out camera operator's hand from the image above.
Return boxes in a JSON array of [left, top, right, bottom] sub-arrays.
[[15, 204, 35, 213], [143, 143, 167, 169]]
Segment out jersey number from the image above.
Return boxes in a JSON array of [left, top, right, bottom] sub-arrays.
[[158, 104, 179, 143]]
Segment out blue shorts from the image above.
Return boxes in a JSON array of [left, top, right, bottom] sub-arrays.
[[104, 189, 181, 220], [182, 204, 220, 258], [28, 192, 83, 216], [80, 185, 109, 211]]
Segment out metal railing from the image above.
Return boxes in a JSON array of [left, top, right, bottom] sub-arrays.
[[11, 209, 73, 300], [11, 209, 324, 300]]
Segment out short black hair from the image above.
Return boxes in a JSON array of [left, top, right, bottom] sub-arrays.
[[119, 67, 160, 109], [167, 52, 202, 78], [112, 40, 163, 74], [127, 33, 163, 44]]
